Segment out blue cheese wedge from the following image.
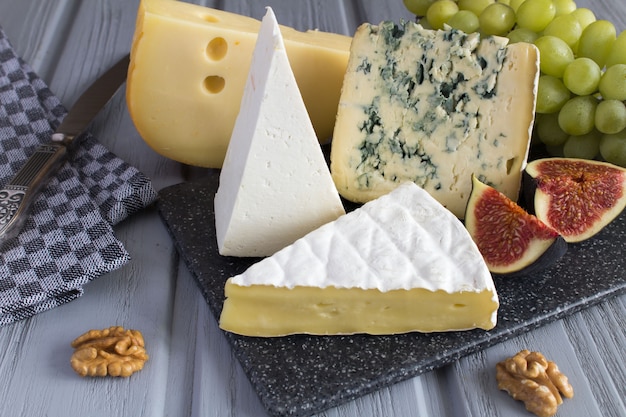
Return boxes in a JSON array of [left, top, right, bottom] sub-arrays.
[[219, 182, 499, 337], [330, 21, 540, 218], [214, 8, 345, 257]]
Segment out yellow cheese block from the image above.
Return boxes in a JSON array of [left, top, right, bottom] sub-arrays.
[[127, 0, 352, 168]]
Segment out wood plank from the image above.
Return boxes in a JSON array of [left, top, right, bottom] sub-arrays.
[[0, 0, 79, 82], [44, 0, 140, 107], [454, 320, 606, 416], [0, 209, 178, 416], [0, 2, 182, 417], [562, 298, 626, 415]]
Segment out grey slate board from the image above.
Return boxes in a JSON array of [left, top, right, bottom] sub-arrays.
[[156, 171, 626, 417]]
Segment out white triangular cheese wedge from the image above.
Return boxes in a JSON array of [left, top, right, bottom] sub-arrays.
[[219, 182, 499, 337], [214, 7, 345, 257]]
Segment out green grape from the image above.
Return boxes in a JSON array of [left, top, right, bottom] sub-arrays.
[[509, 0, 526, 12], [507, 28, 539, 44], [426, 0, 459, 30], [447, 11, 480, 33], [606, 31, 626, 67], [552, 0, 577, 16], [403, 0, 437, 16], [536, 75, 571, 114], [599, 129, 626, 167], [558, 95, 598, 136], [516, 0, 556, 32], [534, 36, 575, 78], [458, 0, 495, 16], [563, 131, 601, 160], [535, 112, 570, 146], [595, 100, 626, 134], [543, 14, 582, 50], [497, 0, 511, 5], [545, 144, 565, 157], [562, 57, 601, 96], [577, 20, 617, 68], [599, 64, 626, 101], [478, 3, 515, 36], [570, 7, 596, 31]]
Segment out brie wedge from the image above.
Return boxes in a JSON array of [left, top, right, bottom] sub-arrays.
[[219, 182, 499, 337]]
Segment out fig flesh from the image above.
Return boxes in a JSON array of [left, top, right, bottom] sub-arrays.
[[525, 158, 626, 243], [465, 176, 567, 277]]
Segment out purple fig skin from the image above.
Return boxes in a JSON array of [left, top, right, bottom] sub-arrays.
[[521, 171, 538, 215]]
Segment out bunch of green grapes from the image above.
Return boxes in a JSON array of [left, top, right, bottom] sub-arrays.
[[402, 0, 626, 167]]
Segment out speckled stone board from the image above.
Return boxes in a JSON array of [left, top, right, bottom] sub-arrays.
[[157, 171, 626, 417]]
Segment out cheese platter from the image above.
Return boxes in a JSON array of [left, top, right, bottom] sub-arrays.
[[157, 172, 626, 417], [141, 2, 626, 415]]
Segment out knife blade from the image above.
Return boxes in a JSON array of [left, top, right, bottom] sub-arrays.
[[0, 54, 130, 244]]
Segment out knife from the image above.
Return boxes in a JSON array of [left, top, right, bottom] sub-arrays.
[[0, 54, 130, 244]]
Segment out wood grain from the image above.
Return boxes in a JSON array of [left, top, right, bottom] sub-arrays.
[[0, 0, 624, 416]]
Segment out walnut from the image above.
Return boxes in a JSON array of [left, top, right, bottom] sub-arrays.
[[70, 326, 149, 377], [496, 349, 574, 417]]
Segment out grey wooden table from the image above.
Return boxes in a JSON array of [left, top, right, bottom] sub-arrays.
[[0, 1, 624, 416]]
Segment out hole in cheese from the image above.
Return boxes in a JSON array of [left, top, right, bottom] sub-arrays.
[[204, 75, 225, 94], [207, 37, 227, 61], [202, 14, 219, 23], [506, 157, 516, 175]]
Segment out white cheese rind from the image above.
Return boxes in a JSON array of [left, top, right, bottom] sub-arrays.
[[230, 182, 496, 297], [330, 22, 539, 218], [214, 7, 345, 257]]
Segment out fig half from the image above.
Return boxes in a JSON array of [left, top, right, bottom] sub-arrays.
[[526, 158, 626, 242], [465, 175, 567, 277]]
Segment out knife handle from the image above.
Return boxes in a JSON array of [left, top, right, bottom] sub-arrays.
[[0, 142, 67, 243]]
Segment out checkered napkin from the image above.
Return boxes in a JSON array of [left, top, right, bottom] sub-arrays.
[[0, 27, 157, 325]]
